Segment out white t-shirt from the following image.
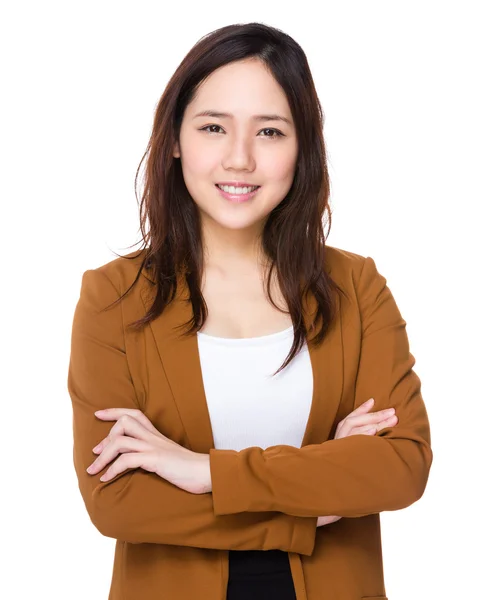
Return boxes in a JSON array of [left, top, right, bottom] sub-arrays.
[[197, 325, 313, 452]]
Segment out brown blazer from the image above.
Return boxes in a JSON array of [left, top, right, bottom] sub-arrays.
[[68, 244, 433, 600]]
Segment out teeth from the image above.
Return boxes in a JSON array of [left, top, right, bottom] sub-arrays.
[[218, 184, 258, 194]]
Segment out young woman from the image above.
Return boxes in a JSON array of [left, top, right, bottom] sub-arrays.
[[68, 22, 433, 600]]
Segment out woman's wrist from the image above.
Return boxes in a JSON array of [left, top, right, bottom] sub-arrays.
[[196, 453, 212, 493]]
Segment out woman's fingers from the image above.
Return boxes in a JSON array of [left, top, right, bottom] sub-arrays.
[[336, 407, 394, 434], [335, 410, 398, 439], [123, 410, 163, 436], [87, 435, 147, 474], [347, 408, 396, 428], [349, 398, 376, 415], [349, 398, 375, 415], [350, 415, 398, 436], [99, 451, 148, 482], [317, 515, 342, 527], [95, 408, 161, 435], [93, 412, 156, 454]]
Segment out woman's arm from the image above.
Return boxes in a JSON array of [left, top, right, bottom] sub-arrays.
[[209, 257, 433, 518], [68, 268, 317, 554]]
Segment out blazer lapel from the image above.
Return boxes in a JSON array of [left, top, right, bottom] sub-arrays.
[[140, 270, 344, 453], [300, 288, 344, 447]]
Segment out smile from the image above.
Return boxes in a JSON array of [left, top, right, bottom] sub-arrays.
[[215, 184, 261, 203]]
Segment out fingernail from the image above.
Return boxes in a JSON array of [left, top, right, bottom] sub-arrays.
[[366, 398, 374, 405], [93, 444, 101, 452]]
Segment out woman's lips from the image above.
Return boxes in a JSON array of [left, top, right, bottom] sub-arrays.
[[215, 184, 261, 203]]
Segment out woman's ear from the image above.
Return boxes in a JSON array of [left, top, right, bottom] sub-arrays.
[[173, 141, 180, 158]]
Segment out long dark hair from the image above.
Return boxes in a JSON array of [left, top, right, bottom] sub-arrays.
[[109, 22, 346, 375]]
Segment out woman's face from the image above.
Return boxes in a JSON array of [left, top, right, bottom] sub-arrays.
[[174, 58, 298, 235]]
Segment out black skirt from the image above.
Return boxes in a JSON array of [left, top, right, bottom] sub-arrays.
[[226, 549, 297, 600]]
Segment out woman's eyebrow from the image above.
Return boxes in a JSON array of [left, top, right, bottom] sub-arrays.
[[193, 109, 292, 126]]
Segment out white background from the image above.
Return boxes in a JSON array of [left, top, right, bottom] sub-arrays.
[[2, 1, 493, 598]]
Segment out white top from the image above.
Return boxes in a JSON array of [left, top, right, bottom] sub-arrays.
[[197, 325, 313, 451]]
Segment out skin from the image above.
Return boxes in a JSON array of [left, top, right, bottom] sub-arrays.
[[87, 400, 397, 499], [86, 58, 399, 522], [172, 57, 298, 270]]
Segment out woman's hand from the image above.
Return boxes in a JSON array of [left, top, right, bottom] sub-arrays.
[[334, 397, 398, 440], [316, 397, 399, 528], [316, 515, 343, 527], [86, 408, 211, 495]]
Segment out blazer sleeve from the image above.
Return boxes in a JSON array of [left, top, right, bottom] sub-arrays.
[[68, 268, 317, 554], [209, 256, 433, 518]]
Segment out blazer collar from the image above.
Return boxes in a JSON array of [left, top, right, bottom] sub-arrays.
[[139, 272, 344, 453]]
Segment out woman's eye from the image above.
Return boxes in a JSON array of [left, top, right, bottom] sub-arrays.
[[258, 128, 284, 138], [201, 125, 224, 134]]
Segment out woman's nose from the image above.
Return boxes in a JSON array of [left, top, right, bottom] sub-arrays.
[[222, 136, 256, 171]]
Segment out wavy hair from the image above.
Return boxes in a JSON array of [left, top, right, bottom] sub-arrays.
[[109, 22, 346, 375]]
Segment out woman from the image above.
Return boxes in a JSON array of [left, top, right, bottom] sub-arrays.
[[68, 22, 433, 600]]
